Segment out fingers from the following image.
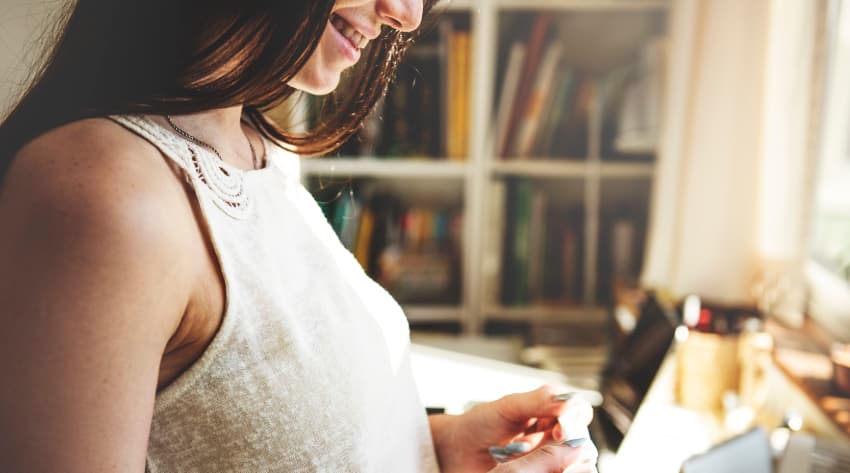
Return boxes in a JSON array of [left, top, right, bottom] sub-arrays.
[[555, 405, 592, 444], [553, 396, 594, 442], [489, 441, 533, 463], [524, 416, 558, 435], [497, 386, 592, 425], [491, 442, 588, 473]]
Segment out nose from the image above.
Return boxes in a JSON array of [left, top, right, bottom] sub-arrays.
[[376, 0, 422, 32]]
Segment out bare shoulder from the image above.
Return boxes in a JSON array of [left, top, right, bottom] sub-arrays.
[[0, 117, 198, 334], [0, 118, 200, 470], [4, 118, 188, 227]]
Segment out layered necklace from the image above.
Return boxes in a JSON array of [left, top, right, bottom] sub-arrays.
[[165, 115, 260, 170]]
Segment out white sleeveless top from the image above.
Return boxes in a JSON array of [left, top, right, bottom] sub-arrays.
[[109, 115, 440, 473]]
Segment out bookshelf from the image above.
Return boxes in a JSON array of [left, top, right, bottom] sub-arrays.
[[290, 0, 669, 334]]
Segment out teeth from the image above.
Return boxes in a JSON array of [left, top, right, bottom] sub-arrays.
[[332, 15, 366, 50]]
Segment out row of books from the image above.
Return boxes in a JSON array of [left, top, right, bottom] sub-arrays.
[[494, 16, 592, 160], [483, 179, 585, 306], [596, 207, 646, 301], [339, 16, 471, 159], [482, 178, 646, 307], [318, 187, 464, 304], [494, 15, 665, 161]]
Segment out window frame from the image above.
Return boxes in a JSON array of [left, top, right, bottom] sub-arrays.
[[806, 0, 850, 344]]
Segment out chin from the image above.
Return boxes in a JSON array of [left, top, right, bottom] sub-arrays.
[[289, 70, 342, 96]]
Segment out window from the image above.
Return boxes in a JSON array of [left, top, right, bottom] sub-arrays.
[[808, 0, 850, 342]]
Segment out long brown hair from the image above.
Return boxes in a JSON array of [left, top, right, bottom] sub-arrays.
[[0, 0, 436, 177]]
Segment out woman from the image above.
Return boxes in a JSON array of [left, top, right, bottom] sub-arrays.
[[0, 1, 597, 471]]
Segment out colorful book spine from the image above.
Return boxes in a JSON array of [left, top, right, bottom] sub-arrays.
[[500, 15, 552, 158], [354, 208, 375, 271], [536, 64, 576, 157], [447, 30, 470, 160], [512, 43, 564, 158], [494, 43, 527, 159], [482, 180, 506, 306]]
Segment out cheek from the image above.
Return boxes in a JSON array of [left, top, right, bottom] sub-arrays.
[[288, 28, 344, 95], [333, 0, 372, 8]]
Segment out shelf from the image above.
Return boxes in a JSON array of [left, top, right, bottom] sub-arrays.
[[599, 162, 656, 178], [301, 158, 469, 179], [404, 305, 466, 322], [492, 160, 655, 178], [496, 0, 669, 11], [484, 305, 608, 322], [434, 0, 474, 11], [295, 0, 668, 333]]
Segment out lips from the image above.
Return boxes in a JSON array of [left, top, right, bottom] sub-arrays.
[[331, 14, 369, 50]]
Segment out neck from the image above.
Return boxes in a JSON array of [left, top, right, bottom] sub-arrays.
[[178, 105, 245, 132], [164, 105, 263, 171]]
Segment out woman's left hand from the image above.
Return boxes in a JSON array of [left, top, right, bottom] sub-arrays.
[[428, 385, 596, 473]]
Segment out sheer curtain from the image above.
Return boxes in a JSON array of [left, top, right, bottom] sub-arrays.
[[641, 0, 823, 326]]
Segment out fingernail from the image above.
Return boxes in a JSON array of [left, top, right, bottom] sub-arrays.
[[560, 423, 590, 447], [554, 392, 579, 402], [489, 446, 508, 456], [504, 441, 532, 454], [490, 452, 510, 463]]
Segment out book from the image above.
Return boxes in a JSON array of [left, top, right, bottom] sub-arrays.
[[457, 31, 470, 160], [482, 180, 507, 306], [512, 42, 564, 158], [500, 15, 553, 158], [561, 221, 581, 303], [502, 179, 533, 305], [378, 205, 463, 304], [536, 63, 576, 157], [541, 207, 583, 304], [527, 190, 548, 301], [440, 19, 454, 158], [354, 207, 375, 271], [494, 43, 527, 159], [552, 77, 593, 158], [447, 29, 471, 160]]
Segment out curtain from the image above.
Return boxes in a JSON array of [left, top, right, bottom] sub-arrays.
[[641, 0, 823, 327]]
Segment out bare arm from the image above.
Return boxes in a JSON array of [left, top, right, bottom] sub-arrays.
[[0, 121, 195, 472]]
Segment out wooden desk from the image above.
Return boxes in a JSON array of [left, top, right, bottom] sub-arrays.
[[773, 348, 850, 439]]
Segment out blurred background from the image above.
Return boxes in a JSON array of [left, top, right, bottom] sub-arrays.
[[3, 0, 850, 471]]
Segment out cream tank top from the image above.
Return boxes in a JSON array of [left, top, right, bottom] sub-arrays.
[[110, 115, 440, 473]]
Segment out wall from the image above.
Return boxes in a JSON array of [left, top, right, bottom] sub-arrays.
[[0, 0, 57, 118]]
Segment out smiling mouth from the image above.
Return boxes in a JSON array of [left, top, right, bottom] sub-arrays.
[[331, 14, 369, 50]]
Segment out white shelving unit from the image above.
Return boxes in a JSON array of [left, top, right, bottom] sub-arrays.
[[301, 158, 469, 179], [299, 0, 669, 334]]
